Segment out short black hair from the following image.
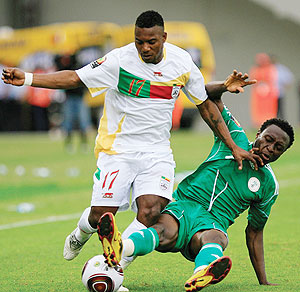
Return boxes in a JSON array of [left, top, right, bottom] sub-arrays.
[[259, 118, 294, 149], [135, 10, 164, 29]]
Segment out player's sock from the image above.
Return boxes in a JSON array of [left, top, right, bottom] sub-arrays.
[[76, 207, 97, 243], [119, 218, 147, 268], [121, 217, 147, 239], [123, 228, 159, 256], [194, 243, 224, 273]]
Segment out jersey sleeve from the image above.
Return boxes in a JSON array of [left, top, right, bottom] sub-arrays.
[[204, 105, 250, 162], [182, 56, 207, 105], [75, 48, 120, 97], [247, 176, 279, 230]]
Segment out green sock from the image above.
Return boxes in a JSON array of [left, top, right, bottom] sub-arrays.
[[194, 243, 223, 272], [128, 228, 159, 256]]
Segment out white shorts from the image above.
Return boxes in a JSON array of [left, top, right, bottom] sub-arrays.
[[91, 151, 175, 212]]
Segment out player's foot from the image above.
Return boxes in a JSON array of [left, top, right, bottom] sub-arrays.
[[117, 285, 129, 292], [63, 228, 86, 260], [184, 256, 232, 291], [119, 256, 135, 270], [97, 212, 123, 267]]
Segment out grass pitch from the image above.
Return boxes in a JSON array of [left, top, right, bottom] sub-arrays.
[[0, 128, 299, 291]]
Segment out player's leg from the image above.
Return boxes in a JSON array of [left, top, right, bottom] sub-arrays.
[[185, 229, 231, 291], [98, 212, 179, 267], [120, 153, 175, 268], [63, 206, 118, 261], [126, 213, 179, 256], [63, 153, 133, 261]]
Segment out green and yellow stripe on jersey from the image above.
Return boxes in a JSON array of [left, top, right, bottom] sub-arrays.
[[117, 67, 189, 100]]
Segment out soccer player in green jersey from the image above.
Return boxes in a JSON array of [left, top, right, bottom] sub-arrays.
[[97, 71, 294, 291]]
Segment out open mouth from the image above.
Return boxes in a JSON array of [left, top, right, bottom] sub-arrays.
[[261, 153, 270, 162], [142, 54, 152, 60]]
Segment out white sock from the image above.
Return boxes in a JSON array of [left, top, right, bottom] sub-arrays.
[[194, 265, 208, 273], [75, 207, 97, 243], [119, 217, 146, 269], [121, 217, 147, 239], [122, 239, 135, 257]]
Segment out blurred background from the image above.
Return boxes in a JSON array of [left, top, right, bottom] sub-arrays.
[[0, 0, 299, 133]]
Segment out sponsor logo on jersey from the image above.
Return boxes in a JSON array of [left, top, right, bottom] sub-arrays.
[[102, 192, 113, 198], [154, 71, 163, 77], [248, 177, 260, 192], [171, 85, 181, 98], [160, 176, 170, 191], [90, 56, 106, 69]]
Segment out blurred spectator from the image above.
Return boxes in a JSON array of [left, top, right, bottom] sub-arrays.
[[0, 63, 25, 131], [55, 53, 91, 153], [25, 68, 53, 131], [249, 53, 278, 128], [270, 55, 294, 120]]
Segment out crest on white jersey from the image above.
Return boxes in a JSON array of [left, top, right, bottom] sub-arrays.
[[171, 85, 181, 99], [160, 176, 171, 191], [248, 177, 260, 192]]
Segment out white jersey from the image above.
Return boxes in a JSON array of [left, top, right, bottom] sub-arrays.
[[76, 42, 207, 156]]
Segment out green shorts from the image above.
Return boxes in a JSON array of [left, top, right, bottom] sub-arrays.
[[162, 200, 227, 261]]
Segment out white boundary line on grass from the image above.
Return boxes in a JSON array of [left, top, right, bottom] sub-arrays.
[[0, 213, 81, 231]]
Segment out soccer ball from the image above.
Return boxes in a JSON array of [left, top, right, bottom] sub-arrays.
[[82, 255, 124, 292]]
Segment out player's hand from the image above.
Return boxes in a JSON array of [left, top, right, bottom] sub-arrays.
[[232, 146, 264, 171], [2, 68, 25, 86], [224, 70, 256, 93]]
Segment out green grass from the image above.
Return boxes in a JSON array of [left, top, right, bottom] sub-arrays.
[[0, 129, 299, 291]]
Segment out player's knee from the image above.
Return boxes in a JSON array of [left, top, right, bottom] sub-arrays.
[[88, 207, 118, 229], [88, 208, 102, 228], [136, 195, 169, 226], [137, 205, 161, 227], [200, 230, 228, 250]]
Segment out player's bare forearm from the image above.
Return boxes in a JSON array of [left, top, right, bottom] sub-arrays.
[[197, 99, 235, 151], [198, 99, 262, 170], [205, 81, 225, 112], [245, 224, 276, 285], [31, 70, 83, 89], [2, 67, 83, 89], [205, 81, 226, 101]]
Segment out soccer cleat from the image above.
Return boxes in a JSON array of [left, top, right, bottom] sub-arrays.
[[63, 228, 86, 261], [97, 212, 123, 267], [184, 256, 232, 291]]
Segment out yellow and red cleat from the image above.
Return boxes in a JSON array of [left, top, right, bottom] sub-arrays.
[[185, 256, 232, 291], [97, 212, 123, 267]]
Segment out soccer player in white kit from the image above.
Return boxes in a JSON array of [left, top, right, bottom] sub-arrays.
[[2, 11, 261, 290]]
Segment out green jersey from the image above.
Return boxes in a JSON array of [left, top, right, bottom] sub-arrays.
[[174, 106, 279, 231]]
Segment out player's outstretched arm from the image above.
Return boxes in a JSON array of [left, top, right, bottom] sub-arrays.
[[205, 70, 257, 112], [245, 224, 278, 286], [2, 67, 83, 89], [197, 99, 261, 170]]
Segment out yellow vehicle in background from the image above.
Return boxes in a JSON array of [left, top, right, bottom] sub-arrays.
[[0, 22, 123, 130], [0, 22, 122, 67]]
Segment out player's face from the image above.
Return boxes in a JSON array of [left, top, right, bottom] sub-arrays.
[[253, 124, 290, 164], [135, 25, 167, 64]]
